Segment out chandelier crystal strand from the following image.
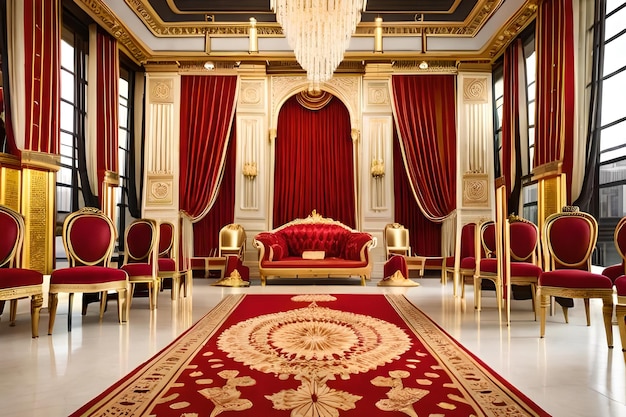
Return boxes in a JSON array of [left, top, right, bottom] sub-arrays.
[[274, 0, 363, 86]]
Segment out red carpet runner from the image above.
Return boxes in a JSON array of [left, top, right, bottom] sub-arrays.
[[72, 294, 550, 416]]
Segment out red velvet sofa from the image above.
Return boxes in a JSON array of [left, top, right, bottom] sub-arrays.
[[253, 211, 376, 286]]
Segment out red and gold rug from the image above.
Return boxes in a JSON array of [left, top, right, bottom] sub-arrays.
[[72, 294, 550, 416]]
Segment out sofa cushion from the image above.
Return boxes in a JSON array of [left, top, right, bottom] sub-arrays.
[[277, 224, 350, 258], [261, 257, 366, 269]]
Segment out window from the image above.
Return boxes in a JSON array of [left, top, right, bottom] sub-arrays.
[[116, 67, 132, 251], [596, 0, 626, 266], [492, 65, 503, 179], [520, 34, 538, 225], [57, 17, 89, 258]]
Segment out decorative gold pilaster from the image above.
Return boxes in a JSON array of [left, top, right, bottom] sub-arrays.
[[21, 167, 56, 274], [533, 162, 566, 239], [0, 154, 21, 211], [101, 170, 120, 221]]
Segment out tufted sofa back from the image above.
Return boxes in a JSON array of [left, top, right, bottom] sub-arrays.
[[277, 224, 351, 258]]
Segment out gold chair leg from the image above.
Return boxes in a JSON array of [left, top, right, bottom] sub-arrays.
[[99, 291, 108, 320], [561, 305, 569, 324], [530, 284, 538, 321], [9, 299, 18, 326], [495, 279, 502, 326], [584, 298, 591, 326], [474, 277, 480, 310], [67, 293, 75, 332], [48, 293, 59, 335], [30, 294, 43, 338], [616, 304, 626, 352], [539, 293, 549, 338], [601, 297, 614, 348]]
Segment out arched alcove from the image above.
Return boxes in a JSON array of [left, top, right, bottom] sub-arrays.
[[272, 91, 356, 228]]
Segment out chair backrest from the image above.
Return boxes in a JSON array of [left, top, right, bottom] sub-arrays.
[[614, 216, 626, 274], [543, 208, 597, 271], [0, 205, 24, 268], [384, 223, 411, 258], [459, 222, 476, 259], [123, 219, 158, 265], [479, 221, 497, 258], [179, 211, 193, 271], [219, 223, 246, 259], [63, 207, 116, 267], [509, 216, 539, 264], [158, 221, 175, 259]]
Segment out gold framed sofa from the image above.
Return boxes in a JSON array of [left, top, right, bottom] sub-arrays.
[[253, 211, 377, 286]]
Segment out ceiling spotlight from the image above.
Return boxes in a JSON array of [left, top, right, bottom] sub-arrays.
[[204, 61, 215, 70], [419, 61, 428, 70]]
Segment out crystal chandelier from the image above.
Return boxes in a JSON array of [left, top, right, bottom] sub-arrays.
[[274, 0, 363, 88]]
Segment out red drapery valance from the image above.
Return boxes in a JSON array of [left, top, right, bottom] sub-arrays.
[[391, 75, 457, 222], [273, 94, 355, 228], [179, 75, 238, 221], [534, 0, 575, 200]]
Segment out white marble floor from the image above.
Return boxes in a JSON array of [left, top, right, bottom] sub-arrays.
[[0, 273, 624, 417]]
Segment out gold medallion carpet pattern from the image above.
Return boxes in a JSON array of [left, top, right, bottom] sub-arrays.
[[71, 294, 550, 416]]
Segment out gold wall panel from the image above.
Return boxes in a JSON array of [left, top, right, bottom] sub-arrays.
[[21, 168, 55, 274], [0, 166, 21, 211], [462, 172, 490, 208]]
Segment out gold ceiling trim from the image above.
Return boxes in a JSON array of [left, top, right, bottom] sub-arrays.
[[125, 0, 503, 39], [392, 60, 458, 73], [76, 0, 536, 65], [485, 0, 538, 58], [75, 0, 151, 63]]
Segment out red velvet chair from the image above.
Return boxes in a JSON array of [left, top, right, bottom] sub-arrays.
[[538, 208, 614, 348], [48, 207, 129, 334], [601, 216, 626, 283], [157, 221, 188, 300], [615, 276, 626, 352], [0, 205, 44, 338], [473, 220, 498, 307], [121, 219, 160, 310], [443, 222, 477, 296], [474, 217, 542, 322]]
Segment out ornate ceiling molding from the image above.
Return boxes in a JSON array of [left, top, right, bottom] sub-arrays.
[[485, 0, 538, 58], [76, 0, 537, 65], [123, 0, 504, 39], [75, 0, 151, 63]]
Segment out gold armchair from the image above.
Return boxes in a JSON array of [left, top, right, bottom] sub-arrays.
[[219, 223, 247, 261], [383, 223, 426, 277]]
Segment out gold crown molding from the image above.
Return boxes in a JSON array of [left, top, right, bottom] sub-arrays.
[[74, 0, 151, 63], [486, 0, 538, 58], [0, 153, 21, 168], [20, 151, 60, 172], [392, 60, 458, 73], [126, 0, 502, 39]]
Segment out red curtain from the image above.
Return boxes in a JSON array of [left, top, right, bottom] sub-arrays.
[[192, 123, 236, 256], [501, 38, 525, 214], [391, 75, 457, 222], [23, 0, 60, 154], [179, 76, 238, 220], [95, 27, 119, 203], [393, 128, 442, 256], [273, 94, 355, 228], [534, 0, 575, 201]]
